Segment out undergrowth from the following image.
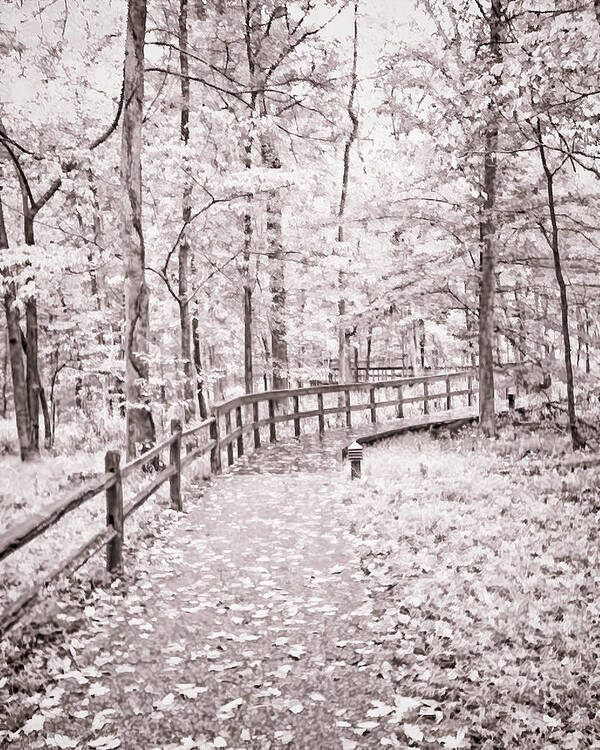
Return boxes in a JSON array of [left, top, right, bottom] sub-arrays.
[[343, 423, 600, 748]]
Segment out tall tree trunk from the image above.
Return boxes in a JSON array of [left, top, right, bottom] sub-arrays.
[[262, 140, 288, 390], [244, 277, 253, 393], [243, 1, 257, 394], [0, 192, 33, 460], [178, 0, 196, 423], [121, 0, 153, 458], [478, 0, 502, 437], [536, 120, 584, 450], [20, 187, 53, 449], [20, 197, 41, 452], [243, 146, 254, 394], [337, 0, 359, 386], [2, 328, 7, 418]]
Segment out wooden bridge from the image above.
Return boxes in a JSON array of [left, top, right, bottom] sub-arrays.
[[0, 368, 480, 635]]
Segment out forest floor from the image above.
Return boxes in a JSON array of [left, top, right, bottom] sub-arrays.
[[2, 416, 600, 749]]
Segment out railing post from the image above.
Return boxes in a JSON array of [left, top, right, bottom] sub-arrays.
[[269, 399, 276, 443], [369, 387, 376, 423], [396, 384, 404, 419], [169, 419, 182, 511], [236, 405, 244, 456], [252, 401, 261, 448], [225, 410, 234, 465], [105, 450, 123, 576], [317, 392, 325, 436], [467, 375, 473, 407], [345, 390, 351, 428], [446, 376, 451, 411], [210, 411, 222, 474], [293, 395, 300, 437], [423, 380, 429, 415]]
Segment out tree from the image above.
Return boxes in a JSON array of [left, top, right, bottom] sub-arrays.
[[478, 0, 504, 438], [121, 0, 154, 459], [336, 0, 360, 386]]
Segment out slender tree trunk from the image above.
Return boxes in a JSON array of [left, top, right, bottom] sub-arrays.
[[244, 281, 253, 393], [20, 189, 54, 449], [19, 199, 42, 452], [478, 0, 502, 437], [121, 0, 154, 459], [243, 1, 257, 394], [178, 0, 196, 423], [243, 149, 254, 394], [536, 120, 584, 450], [261, 140, 288, 390], [0, 193, 33, 460], [2, 328, 7, 418], [337, 0, 359, 386]]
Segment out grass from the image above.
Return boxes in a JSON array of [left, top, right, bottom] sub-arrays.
[[342, 420, 600, 747]]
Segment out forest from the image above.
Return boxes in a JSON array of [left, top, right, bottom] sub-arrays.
[[2, 0, 600, 748], [0, 0, 598, 461]]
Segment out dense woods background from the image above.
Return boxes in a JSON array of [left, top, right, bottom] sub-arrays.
[[2, 0, 600, 460]]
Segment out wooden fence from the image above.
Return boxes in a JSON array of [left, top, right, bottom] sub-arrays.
[[0, 368, 476, 635]]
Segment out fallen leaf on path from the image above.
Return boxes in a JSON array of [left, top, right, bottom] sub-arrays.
[[274, 730, 294, 744], [47, 735, 77, 748], [176, 683, 208, 699], [367, 702, 394, 718], [88, 683, 109, 698], [154, 693, 175, 710], [403, 724, 424, 742], [23, 714, 45, 734], [288, 645, 305, 659], [88, 738, 121, 750]]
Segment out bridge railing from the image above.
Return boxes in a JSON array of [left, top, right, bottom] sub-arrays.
[[0, 368, 476, 635]]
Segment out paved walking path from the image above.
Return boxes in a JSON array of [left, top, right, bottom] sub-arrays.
[[8, 431, 399, 749], [6, 424, 448, 749]]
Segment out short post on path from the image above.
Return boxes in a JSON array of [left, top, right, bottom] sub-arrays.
[[347, 440, 363, 480]]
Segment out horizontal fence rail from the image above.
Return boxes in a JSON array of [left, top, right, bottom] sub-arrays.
[[0, 369, 478, 635]]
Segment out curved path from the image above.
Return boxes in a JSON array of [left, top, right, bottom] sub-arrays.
[[8, 430, 409, 750]]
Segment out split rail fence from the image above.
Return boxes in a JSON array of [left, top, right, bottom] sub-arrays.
[[0, 369, 477, 635]]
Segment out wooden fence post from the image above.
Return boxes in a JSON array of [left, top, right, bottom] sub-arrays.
[[225, 411, 234, 465], [210, 412, 222, 474], [396, 384, 404, 419], [105, 450, 123, 575], [423, 380, 429, 415], [236, 406, 244, 457], [269, 399, 276, 443], [293, 395, 300, 437], [369, 387, 377, 423], [345, 390, 351, 428], [467, 375, 473, 407], [446, 376, 451, 411], [317, 392, 325, 436], [253, 401, 261, 448], [170, 419, 182, 511]]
